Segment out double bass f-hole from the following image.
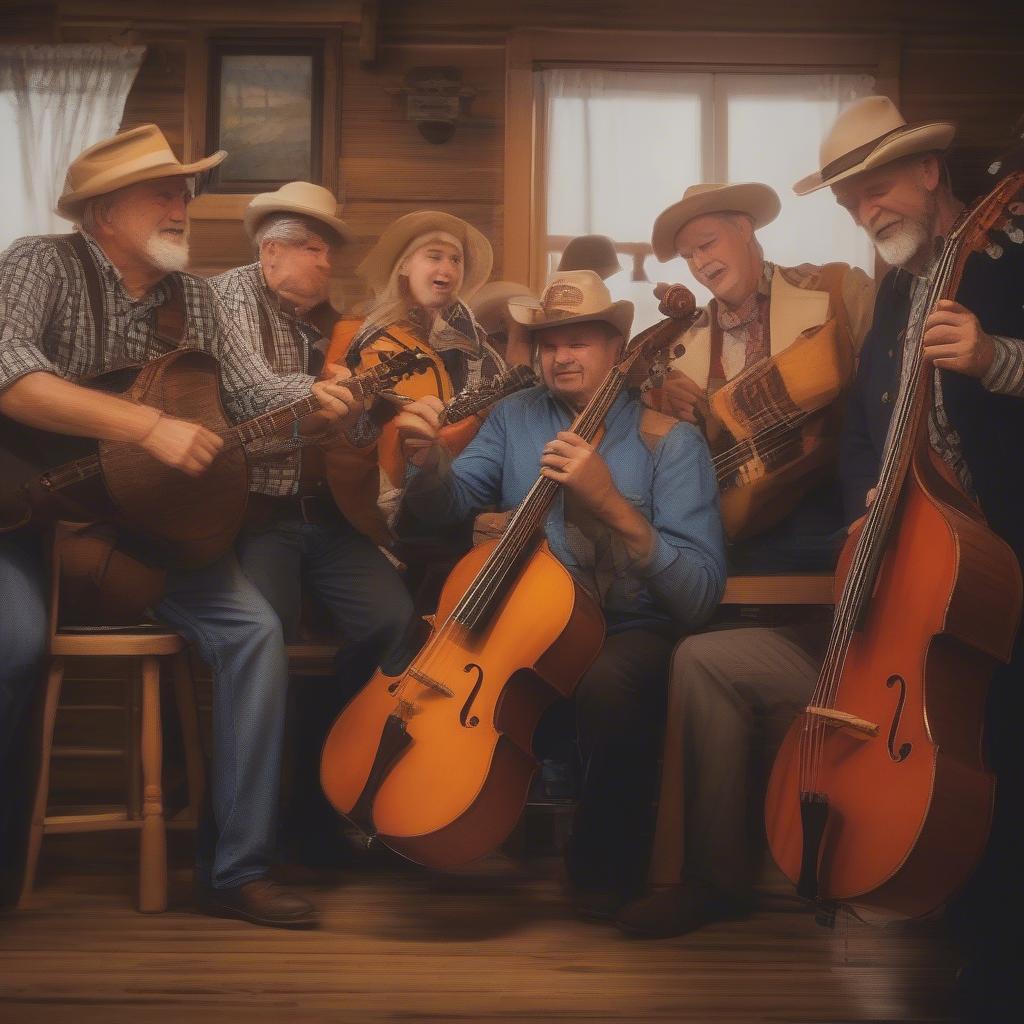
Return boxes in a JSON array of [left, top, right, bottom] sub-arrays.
[[885, 674, 912, 762], [460, 663, 484, 728]]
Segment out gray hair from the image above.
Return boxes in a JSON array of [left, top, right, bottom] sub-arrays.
[[253, 213, 335, 254], [79, 194, 112, 232]]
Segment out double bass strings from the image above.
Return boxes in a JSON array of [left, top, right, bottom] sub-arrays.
[[798, 219, 965, 794]]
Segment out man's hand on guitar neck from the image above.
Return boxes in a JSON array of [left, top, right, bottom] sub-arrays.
[[303, 362, 364, 438]]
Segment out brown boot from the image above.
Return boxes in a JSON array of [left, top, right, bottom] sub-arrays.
[[195, 878, 319, 929], [615, 883, 750, 938]]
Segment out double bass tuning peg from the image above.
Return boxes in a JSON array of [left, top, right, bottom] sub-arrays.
[[985, 241, 1005, 260]]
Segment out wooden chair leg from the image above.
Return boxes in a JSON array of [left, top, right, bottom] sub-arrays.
[[138, 656, 167, 913], [171, 650, 205, 824], [18, 657, 65, 908], [127, 669, 141, 820]]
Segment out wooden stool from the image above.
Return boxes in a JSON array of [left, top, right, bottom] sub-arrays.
[[18, 532, 205, 913]]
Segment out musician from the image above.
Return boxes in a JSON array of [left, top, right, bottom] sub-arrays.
[[0, 125, 361, 927], [468, 280, 535, 367], [804, 96, 1024, 1019], [616, 183, 872, 938], [210, 184, 417, 862], [394, 270, 727, 918], [320, 211, 505, 543], [644, 181, 874, 568]]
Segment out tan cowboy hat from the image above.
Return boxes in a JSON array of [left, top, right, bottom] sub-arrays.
[[651, 183, 781, 262], [56, 123, 226, 220], [793, 96, 956, 196], [358, 210, 493, 299], [557, 234, 621, 280], [508, 270, 633, 339], [469, 280, 534, 334], [243, 181, 353, 243]]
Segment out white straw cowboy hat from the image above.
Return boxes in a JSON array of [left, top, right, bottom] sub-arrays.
[[56, 123, 226, 220], [508, 270, 634, 339], [243, 181, 353, 243], [557, 234, 622, 280], [469, 280, 533, 334], [793, 95, 956, 196], [358, 210, 493, 299], [651, 183, 781, 262]]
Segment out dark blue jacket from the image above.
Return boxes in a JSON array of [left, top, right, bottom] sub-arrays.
[[840, 244, 1024, 559]]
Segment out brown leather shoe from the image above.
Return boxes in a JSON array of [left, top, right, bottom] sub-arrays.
[[194, 878, 319, 929], [615, 883, 750, 938]]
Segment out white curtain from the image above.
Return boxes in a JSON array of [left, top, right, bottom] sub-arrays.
[[0, 45, 144, 251], [541, 67, 876, 331]]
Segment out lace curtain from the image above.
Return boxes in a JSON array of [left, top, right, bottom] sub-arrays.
[[541, 67, 876, 330], [0, 45, 144, 251]]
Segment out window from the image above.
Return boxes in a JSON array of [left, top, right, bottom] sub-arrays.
[[540, 67, 876, 330]]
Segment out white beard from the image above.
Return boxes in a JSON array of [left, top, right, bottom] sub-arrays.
[[872, 219, 930, 268], [144, 233, 190, 273]]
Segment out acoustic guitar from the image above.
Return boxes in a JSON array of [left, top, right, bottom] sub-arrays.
[[0, 347, 430, 566]]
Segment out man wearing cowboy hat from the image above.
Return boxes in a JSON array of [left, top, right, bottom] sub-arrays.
[[0, 125, 361, 925], [614, 181, 872, 939], [807, 95, 1024, 1017], [211, 184, 416, 864], [395, 269, 727, 919]]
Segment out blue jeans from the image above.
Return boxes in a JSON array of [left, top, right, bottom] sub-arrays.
[[0, 531, 48, 892], [236, 514, 415, 676], [0, 533, 287, 890], [154, 552, 290, 889]]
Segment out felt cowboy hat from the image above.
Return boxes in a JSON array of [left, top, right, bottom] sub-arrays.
[[56, 123, 226, 220], [243, 181, 353, 243], [651, 183, 781, 262], [557, 234, 622, 280], [358, 210, 493, 299], [469, 280, 534, 334], [508, 270, 634, 339], [793, 95, 956, 196]]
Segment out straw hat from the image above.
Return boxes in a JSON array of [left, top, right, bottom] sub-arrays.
[[508, 270, 633, 339], [651, 183, 781, 262], [358, 211, 493, 299], [243, 181, 353, 243], [56, 124, 226, 220], [469, 280, 533, 334], [557, 234, 621, 280], [793, 96, 956, 196]]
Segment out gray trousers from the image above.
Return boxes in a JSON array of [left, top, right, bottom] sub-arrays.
[[648, 617, 830, 897]]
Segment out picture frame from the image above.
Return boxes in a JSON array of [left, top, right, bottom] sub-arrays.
[[206, 39, 324, 193]]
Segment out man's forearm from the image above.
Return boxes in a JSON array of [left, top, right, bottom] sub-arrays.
[[0, 371, 159, 441], [592, 489, 656, 566]]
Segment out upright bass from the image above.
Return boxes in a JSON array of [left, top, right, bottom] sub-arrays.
[[765, 152, 1024, 919], [320, 287, 698, 869]]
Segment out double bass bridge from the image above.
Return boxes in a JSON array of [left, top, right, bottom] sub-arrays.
[[804, 706, 879, 738]]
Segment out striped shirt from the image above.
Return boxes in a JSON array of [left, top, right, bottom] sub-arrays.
[[0, 232, 313, 433]]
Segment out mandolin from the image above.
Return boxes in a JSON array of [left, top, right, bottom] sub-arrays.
[[319, 286, 698, 869], [0, 347, 431, 565]]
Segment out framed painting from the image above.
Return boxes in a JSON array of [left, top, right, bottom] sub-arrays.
[[206, 40, 324, 192]]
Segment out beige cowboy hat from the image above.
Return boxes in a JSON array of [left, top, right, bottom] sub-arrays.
[[651, 182, 781, 262], [793, 95, 956, 196], [557, 234, 622, 280], [56, 123, 226, 220], [358, 210, 493, 299], [469, 280, 534, 335], [508, 270, 634, 339], [243, 181, 353, 243]]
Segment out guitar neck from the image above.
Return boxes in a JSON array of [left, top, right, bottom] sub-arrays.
[[441, 366, 537, 426]]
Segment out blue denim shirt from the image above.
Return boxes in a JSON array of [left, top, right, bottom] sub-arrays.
[[403, 385, 727, 633]]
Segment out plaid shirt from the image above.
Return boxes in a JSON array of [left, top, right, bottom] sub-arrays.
[[0, 232, 313, 435], [209, 262, 323, 496]]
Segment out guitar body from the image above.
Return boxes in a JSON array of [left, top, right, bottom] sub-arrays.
[[0, 350, 248, 567], [765, 447, 1021, 916], [99, 350, 247, 568], [320, 540, 605, 869]]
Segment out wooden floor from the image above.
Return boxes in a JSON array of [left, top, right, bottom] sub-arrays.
[[0, 832, 960, 1024]]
